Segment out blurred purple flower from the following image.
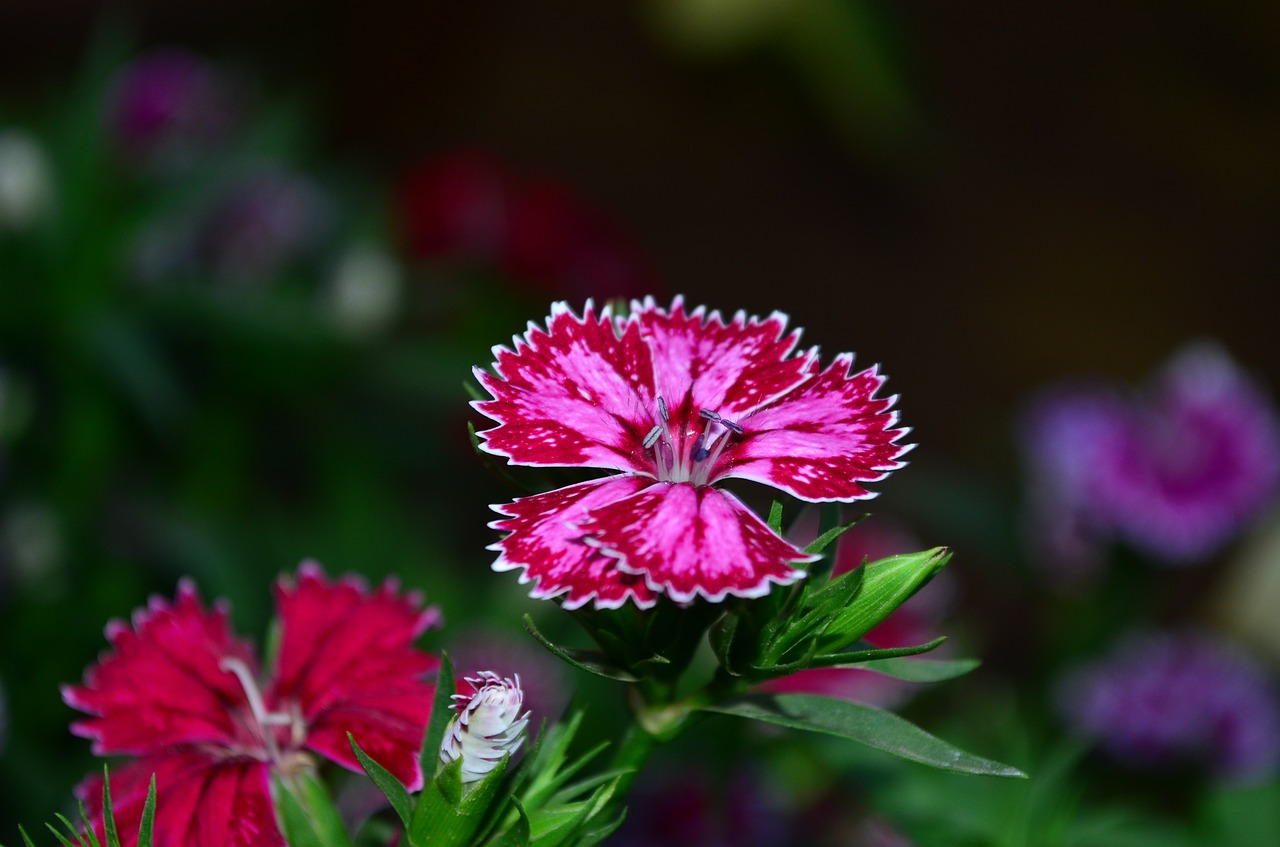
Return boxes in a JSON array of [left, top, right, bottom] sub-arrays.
[[1058, 631, 1280, 782], [196, 168, 332, 282], [1022, 344, 1280, 578], [106, 48, 240, 169]]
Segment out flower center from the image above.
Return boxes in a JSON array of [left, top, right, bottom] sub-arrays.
[[643, 396, 744, 487], [220, 657, 307, 766]]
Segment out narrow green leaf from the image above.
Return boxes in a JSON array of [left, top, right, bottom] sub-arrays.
[[767, 500, 784, 535], [421, 652, 457, 778], [803, 517, 861, 557], [100, 767, 119, 847], [523, 615, 639, 682], [839, 655, 980, 682], [573, 810, 628, 847], [136, 776, 157, 847], [488, 796, 533, 847], [801, 637, 948, 669], [18, 824, 39, 847], [703, 693, 1025, 778], [44, 819, 79, 847], [350, 733, 413, 827]]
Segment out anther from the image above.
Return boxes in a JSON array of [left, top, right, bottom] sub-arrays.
[[643, 426, 663, 449], [698, 409, 721, 422], [657, 396, 668, 422], [721, 418, 744, 435]]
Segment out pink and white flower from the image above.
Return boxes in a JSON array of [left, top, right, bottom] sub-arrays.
[[63, 562, 441, 847], [474, 297, 911, 608]]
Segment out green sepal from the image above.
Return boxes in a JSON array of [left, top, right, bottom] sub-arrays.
[[523, 615, 640, 682], [702, 693, 1025, 778], [767, 501, 784, 535], [101, 766, 119, 847], [408, 755, 510, 847], [349, 733, 413, 828], [422, 652, 458, 779], [273, 771, 356, 847], [487, 797, 533, 847]]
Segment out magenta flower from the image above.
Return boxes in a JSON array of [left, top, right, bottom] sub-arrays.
[[1058, 631, 1280, 782], [474, 297, 911, 608], [63, 562, 441, 847], [1023, 343, 1280, 576]]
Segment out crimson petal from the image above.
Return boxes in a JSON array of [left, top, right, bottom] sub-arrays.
[[62, 581, 256, 756], [725, 355, 912, 501], [490, 476, 659, 609], [633, 296, 814, 424], [473, 301, 656, 471], [584, 482, 814, 603], [269, 563, 440, 790], [78, 752, 281, 847]]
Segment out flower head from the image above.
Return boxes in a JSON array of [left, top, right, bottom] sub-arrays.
[[106, 48, 240, 168], [1058, 631, 1280, 782], [441, 672, 530, 783], [1023, 344, 1280, 576], [63, 562, 441, 847], [474, 297, 911, 608]]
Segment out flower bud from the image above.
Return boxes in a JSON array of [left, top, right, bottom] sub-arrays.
[[440, 672, 530, 783]]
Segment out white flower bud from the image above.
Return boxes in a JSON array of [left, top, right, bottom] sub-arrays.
[[440, 672, 530, 783]]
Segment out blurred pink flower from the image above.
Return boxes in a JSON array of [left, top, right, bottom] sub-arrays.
[[397, 149, 659, 301], [476, 298, 910, 608], [64, 563, 440, 847]]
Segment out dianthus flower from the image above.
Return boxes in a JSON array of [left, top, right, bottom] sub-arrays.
[[63, 562, 441, 847], [1023, 344, 1280, 575], [1058, 631, 1280, 782], [474, 297, 910, 608]]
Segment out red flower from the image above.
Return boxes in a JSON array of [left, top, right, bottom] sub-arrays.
[[63, 562, 441, 847]]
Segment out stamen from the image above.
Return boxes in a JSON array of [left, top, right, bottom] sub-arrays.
[[643, 426, 663, 449], [720, 417, 744, 435], [657, 396, 668, 422], [221, 657, 284, 763], [698, 409, 721, 423]]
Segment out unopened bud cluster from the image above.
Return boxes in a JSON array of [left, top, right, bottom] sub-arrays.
[[440, 671, 530, 783]]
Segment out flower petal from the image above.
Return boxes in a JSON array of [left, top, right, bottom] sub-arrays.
[[489, 476, 659, 609], [62, 581, 256, 756], [269, 563, 440, 791], [633, 296, 814, 423], [723, 355, 911, 501], [584, 482, 814, 603], [473, 301, 656, 471], [78, 753, 281, 847]]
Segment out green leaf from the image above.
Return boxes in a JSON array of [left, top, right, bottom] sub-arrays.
[[843, 655, 980, 682], [136, 777, 157, 847], [101, 767, 119, 847], [703, 693, 1025, 777], [523, 615, 639, 681], [796, 637, 948, 670], [803, 515, 862, 557], [17, 824, 39, 847], [767, 500, 784, 535], [350, 734, 413, 827], [299, 772, 357, 847], [274, 775, 324, 847]]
